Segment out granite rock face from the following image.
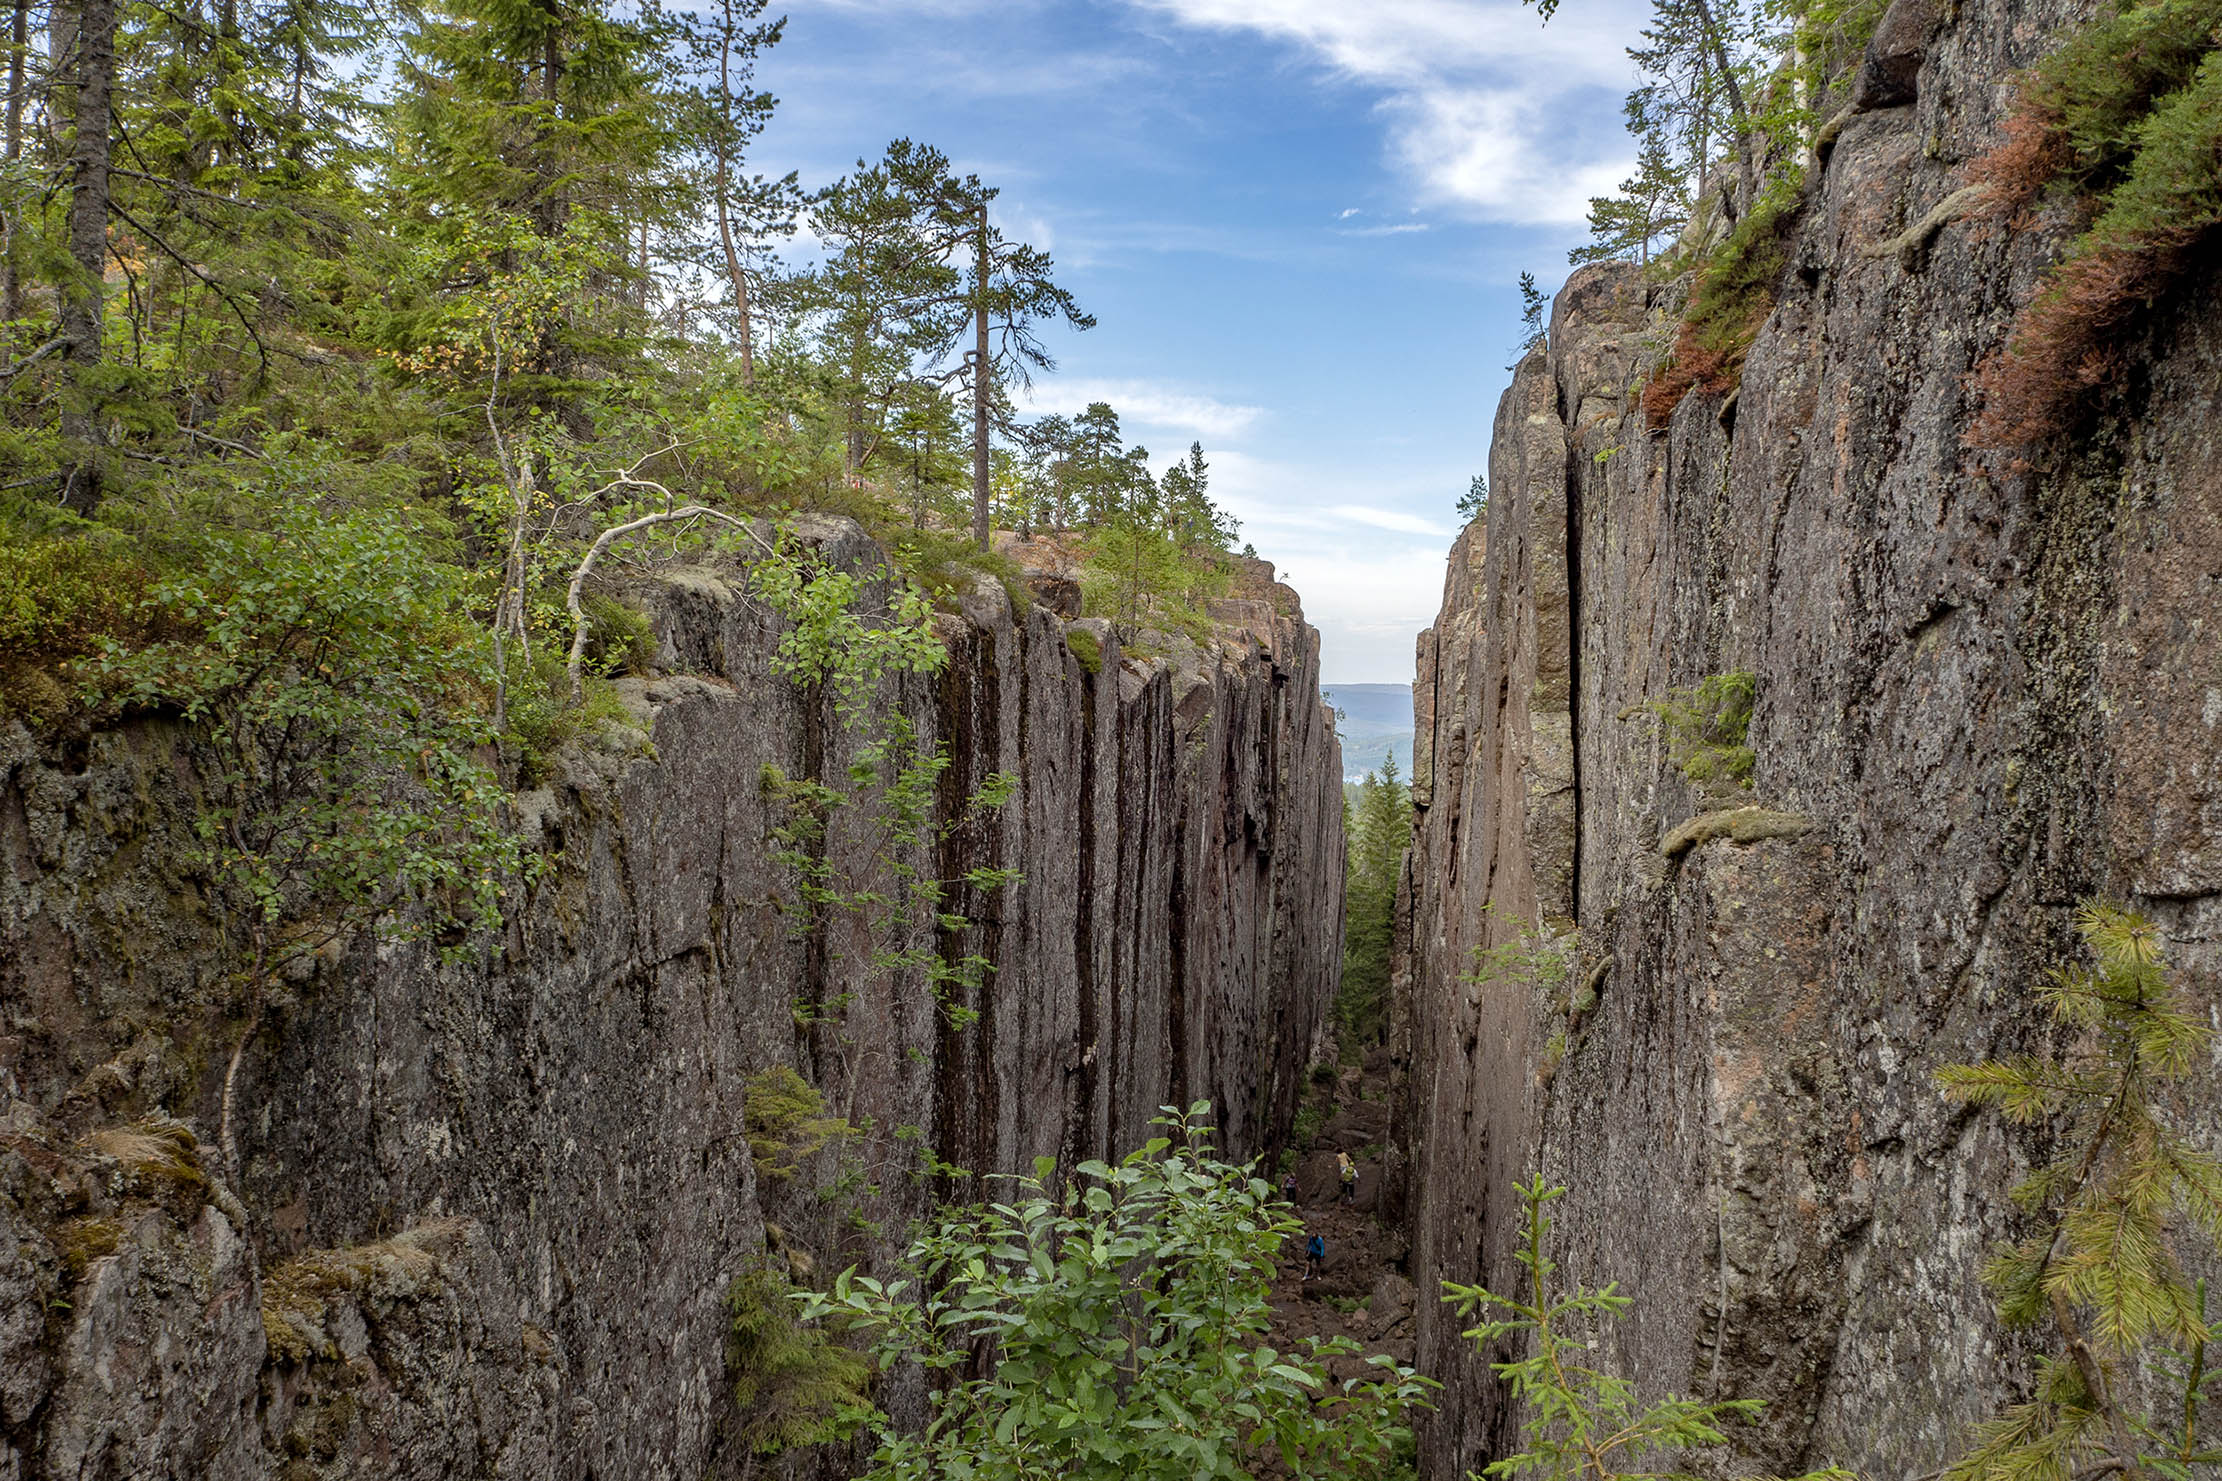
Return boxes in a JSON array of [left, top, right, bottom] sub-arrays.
[[0, 527, 1344, 1478], [1397, 0, 2222, 1473]]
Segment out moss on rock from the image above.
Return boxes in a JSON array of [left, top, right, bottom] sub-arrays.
[[1661, 805, 1813, 859]]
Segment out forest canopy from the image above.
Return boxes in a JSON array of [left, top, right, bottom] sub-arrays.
[[0, 0, 1247, 726]]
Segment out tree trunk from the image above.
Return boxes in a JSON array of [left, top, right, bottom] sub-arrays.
[[970, 199, 990, 550], [1688, 0, 1755, 215], [58, 0, 113, 514], [3, 0, 28, 360], [712, 0, 754, 384]]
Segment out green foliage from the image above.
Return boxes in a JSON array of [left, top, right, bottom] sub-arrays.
[[886, 525, 1029, 612], [85, 492, 523, 964], [1970, 7, 2222, 448], [1065, 627, 1104, 676], [1514, 272, 1550, 363], [1649, 670, 1757, 788], [1986, 0, 2222, 203], [802, 1106, 1434, 1480], [1464, 912, 1581, 1008], [1459, 474, 1490, 524], [743, 1067, 856, 1182], [1078, 516, 1233, 645], [0, 522, 158, 718], [1341, 753, 1411, 1047], [501, 652, 643, 789], [752, 541, 1019, 1075], [1939, 903, 2222, 1481], [1643, 171, 1804, 422], [1570, 134, 1691, 269], [1447, 1177, 1853, 1481], [727, 1261, 875, 1456], [579, 593, 656, 679]]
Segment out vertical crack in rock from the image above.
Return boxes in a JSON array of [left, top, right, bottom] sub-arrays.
[[1393, 1, 2222, 1473], [0, 531, 1346, 1480]]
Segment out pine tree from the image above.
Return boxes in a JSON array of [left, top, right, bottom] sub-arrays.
[[1339, 754, 1411, 1045], [880, 147, 1093, 549], [803, 145, 962, 479], [1459, 474, 1489, 523], [1571, 133, 1690, 267], [1514, 272, 1549, 364], [1939, 903, 2222, 1481], [676, 0, 799, 383]]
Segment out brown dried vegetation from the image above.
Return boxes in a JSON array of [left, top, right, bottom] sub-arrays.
[[1965, 1, 2222, 449]]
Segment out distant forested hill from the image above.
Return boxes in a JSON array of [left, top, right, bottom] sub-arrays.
[[1324, 684, 1413, 783]]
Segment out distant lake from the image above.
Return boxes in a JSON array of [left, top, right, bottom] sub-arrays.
[[1323, 684, 1413, 784]]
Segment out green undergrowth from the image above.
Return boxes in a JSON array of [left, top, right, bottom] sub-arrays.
[[726, 1261, 874, 1458], [1969, 0, 2222, 448], [884, 524, 1029, 613], [1064, 626, 1103, 675], [1649, 670, 1757, 788], [1643, 173, 1805, 425], [744, 1067, 856, 1182]]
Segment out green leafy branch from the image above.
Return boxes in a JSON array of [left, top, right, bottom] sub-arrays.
[[802, 1104, 1434, 1481]]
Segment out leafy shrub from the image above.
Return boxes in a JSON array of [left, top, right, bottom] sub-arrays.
[[81, 492, 527, 1173], [0, 528, 158, 719], [802, 1106, 1433, 1480], [1967, 2, 2222, 448]]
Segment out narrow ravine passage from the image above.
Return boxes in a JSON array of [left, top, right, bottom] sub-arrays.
[[1264, 1049, 1417, 1390]]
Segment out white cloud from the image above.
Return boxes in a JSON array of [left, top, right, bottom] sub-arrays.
[[1022, 378, 1266, 441], [1339, 222, 1430, 237], [1338, 206, 1363, 218], [1328, 504, 1453, 536], [1122, 0, 1645, 225]]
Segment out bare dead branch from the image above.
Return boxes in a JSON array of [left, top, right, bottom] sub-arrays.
[[566, 503, 775, 703]]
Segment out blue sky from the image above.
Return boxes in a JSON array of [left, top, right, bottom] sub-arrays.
[[754, 0, 1651, 682]]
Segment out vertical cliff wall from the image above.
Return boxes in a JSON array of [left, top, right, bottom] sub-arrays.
[[0, 523, 1344, 1479], [1399, 0, 2222, 1473]]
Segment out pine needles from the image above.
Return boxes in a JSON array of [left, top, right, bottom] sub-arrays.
[[1445, 1177, 1853, 1481], [1938, 902, 2222, 1481]]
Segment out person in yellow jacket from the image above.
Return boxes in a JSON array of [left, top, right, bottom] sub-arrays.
[[1337, 1150, 1356, 1206]]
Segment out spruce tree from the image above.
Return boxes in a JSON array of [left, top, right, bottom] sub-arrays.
[[1939, 903, 2222, 1481]]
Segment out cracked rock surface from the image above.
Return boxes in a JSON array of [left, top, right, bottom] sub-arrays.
[[1395, 0, 2222, 1473], [0, 525, 1345, 1479]]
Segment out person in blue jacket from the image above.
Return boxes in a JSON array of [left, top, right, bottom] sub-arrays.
[[1304, 1230, 1326, 1282]]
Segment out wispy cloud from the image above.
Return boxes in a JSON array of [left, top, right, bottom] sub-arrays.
[[1022, 378, 1266, 441], [1329, 504, 1453, 536], [1121, 0, 1642, 225], [1339, 222, 1429, 237], [1338, 206, 1363, 219]]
